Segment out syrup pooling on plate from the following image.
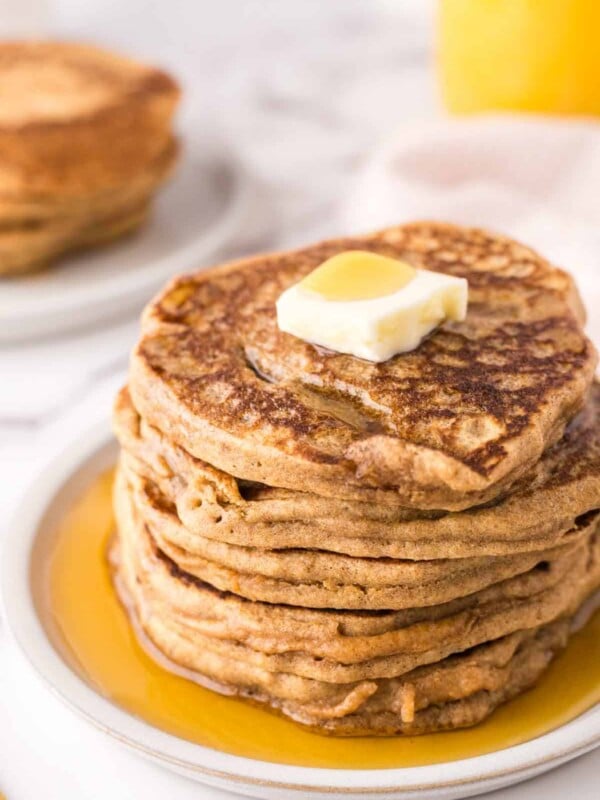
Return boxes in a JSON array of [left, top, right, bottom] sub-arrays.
[[44, 469, 600, 769]]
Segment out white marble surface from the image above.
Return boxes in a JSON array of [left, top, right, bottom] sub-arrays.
[[0, 2, 598, 797]]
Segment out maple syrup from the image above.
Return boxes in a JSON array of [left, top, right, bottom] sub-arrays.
[[44, 469, 600, 769], [301, 251, 416, 301]]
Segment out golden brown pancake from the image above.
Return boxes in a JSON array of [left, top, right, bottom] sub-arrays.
[[115, 221, 599, 736], [0, 135, 178, 225], [129, 222, 596, 512], [115, 383, 600, 559], [0, 41, 179, 199], [118, 462, 597, 610], [112, 481, 600, 734], [0, 199, 149, 276], [0, 42, 180, 276], [114, 475, 600, 681]]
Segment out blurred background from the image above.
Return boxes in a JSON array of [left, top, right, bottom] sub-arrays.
[[0, 0, 437, 443], [2, 2, 600, 798], [17, 0, 436, 246], [3, 1, 600, 257]]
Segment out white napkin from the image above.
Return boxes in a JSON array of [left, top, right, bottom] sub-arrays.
[[341, 115, 600, 347]]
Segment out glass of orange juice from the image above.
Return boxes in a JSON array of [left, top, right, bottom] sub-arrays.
[[438, 0, 600, 115]]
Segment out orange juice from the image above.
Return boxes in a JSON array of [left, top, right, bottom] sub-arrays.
[[439, 0, 600, 115]]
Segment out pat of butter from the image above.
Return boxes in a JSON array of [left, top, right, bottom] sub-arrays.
[[276, 251, 468, 362]]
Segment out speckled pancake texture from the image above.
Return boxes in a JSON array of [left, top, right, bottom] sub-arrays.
[[114, 222, 600, 735]]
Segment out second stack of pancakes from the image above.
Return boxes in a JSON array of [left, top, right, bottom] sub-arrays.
[[0, 42, 179, 275], [113, 222, 600, 736]]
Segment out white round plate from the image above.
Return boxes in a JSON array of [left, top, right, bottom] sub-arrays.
[[1, 419, 599, 800], [0, 141, 251, 342]]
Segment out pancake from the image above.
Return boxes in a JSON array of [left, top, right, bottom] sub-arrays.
[[115, 383, 600, 559], [112, 487, 600, 733], [0, 41, 179, 200], [0, 43, 180, 276], [129, 222, 596, 512], [0, 198, 150, 276], [119, 462, 597, 611], [114, 477, 600, 680], [115, 565, 575, 736], [115, 220, 598, 736], [0, 135, 178, 225], [307, 622, 571, 736]]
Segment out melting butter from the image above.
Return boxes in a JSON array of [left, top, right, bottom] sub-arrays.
[[277, 250, 468, 362], [301, 251, 416, 301]]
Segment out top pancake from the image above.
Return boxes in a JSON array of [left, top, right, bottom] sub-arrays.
[[0, 41, 179, 198], [130, 222, 597, 511]]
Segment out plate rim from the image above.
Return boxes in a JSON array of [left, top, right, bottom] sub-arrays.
[[1, 417, 599, 795]]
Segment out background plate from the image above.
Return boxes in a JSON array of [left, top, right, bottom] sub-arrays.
[[0, 141, 251, 342], [1, 420, 599, 800]]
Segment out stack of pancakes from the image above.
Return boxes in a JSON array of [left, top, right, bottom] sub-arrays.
[[0, 42, 179, 276], [113, 222, 600, 736]]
